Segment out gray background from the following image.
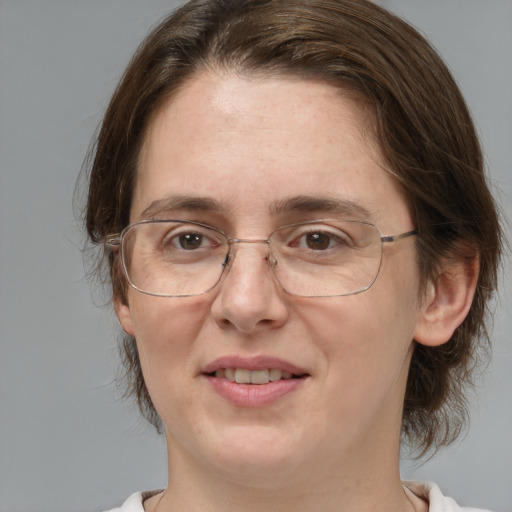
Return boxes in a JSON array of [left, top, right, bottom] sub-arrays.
[[0, 1, 510, 511]]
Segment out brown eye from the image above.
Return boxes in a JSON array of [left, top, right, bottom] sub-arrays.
[[305, 232, 332, 250], [177, 233, 203, 250]]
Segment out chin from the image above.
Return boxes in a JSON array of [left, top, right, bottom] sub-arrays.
[[200, 424, 310, 482]]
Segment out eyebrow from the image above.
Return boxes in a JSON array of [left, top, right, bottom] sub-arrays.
[[139, 193, 371, 221], [270, 195, 372, 219], [140, 194, 225, 219]]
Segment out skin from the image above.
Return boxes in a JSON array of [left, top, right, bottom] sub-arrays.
[[115, 72, 476, 512]]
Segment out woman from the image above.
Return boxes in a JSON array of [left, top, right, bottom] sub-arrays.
[[84, 1, 502, 510]]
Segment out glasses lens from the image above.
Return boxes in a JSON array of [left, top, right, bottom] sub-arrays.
[[120, 219, 383, 298], [121, 221, 228, 297], [270, 220, 382, 297]]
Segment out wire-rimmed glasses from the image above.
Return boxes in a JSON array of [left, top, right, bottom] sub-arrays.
[[106, 219, 418, 298]]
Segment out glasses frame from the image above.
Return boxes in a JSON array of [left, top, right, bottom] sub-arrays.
[[106, 219, 418, 298]]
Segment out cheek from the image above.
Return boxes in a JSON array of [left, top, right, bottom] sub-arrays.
[[127, 294, 211, 381], [293, 292, 417, 445], [297, 297, 383, 372], [301, 293, 414, 353], [297, 268, 420, 387], [126, 295, 215, 426]]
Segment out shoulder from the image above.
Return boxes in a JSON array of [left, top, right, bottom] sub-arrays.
[[103, 491, 161, 512], [403, 481, 495, 512], [104, 485, 496, 512]]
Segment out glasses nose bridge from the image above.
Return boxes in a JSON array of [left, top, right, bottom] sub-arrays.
[[228, 237, 271, 246], [227, 236, 272, 256], [224, 237, 275, 268]]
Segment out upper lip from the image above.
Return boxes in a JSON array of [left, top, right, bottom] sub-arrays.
[[202, 355, 309, 376]]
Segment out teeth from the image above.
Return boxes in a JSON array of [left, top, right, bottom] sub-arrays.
[[269, 368, 282, 381], [214, 368, 296, 384], [225, 368, 235, 382], [234, 369, 251, 384], [250, 369, 269, 384]]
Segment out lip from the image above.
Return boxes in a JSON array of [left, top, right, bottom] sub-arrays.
[[202, 355, 310, 408], [202, 355, 308, 375]]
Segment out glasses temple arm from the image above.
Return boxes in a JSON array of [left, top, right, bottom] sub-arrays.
[[380, 229, 419, 244], [104, 236, 122, 248]]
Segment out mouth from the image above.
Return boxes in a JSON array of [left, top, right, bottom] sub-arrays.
[[203, 357, 309, 406], [206, 368, 307, 384]]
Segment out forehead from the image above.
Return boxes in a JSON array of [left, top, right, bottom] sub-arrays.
[[143, 72, 375, 162], [133, 72, 411, 231]]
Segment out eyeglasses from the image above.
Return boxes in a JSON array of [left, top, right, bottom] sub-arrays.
[[106, 219, 418, 298]]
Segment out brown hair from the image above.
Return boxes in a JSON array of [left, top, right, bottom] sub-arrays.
[[84, 0, 502, 455]]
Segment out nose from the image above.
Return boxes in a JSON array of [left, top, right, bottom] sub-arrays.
[[210, 241, 289, 334]]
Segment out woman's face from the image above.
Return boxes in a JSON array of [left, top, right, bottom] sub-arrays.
[[116, 73, 426, 484]]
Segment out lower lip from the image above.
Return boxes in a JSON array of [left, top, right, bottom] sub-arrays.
[[206, 376, 305, 407]]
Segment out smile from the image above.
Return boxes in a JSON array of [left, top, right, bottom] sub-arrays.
[[203, 357, 309, 407], [212, 368, 299, 384], [202, 356, 309, 406]]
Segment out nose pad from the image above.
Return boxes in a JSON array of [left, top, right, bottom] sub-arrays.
[[220, 246, 276, 278]]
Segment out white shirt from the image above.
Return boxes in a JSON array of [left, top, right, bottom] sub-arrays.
[[104, 481, 494, 511]]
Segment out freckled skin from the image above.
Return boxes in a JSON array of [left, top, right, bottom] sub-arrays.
[[116, 73, 429, 512]]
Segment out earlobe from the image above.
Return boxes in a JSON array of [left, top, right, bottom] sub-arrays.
[[414, 257, 479, 347], [114, 298, 135, 336]]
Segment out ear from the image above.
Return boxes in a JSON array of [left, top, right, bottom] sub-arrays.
[[414, 257, 479, 347], [114, 297, 135, 337]]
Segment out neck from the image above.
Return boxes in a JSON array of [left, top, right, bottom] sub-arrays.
[[147, 436, 416, 512]]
